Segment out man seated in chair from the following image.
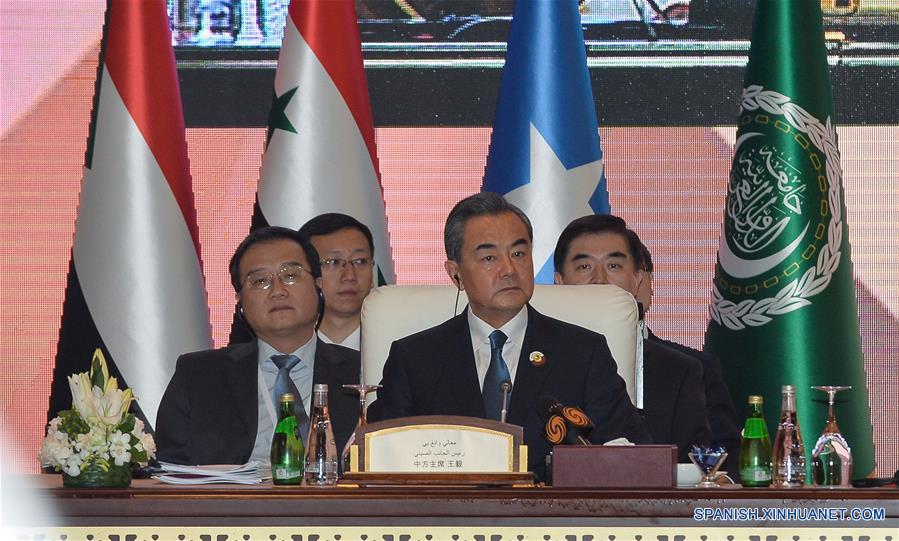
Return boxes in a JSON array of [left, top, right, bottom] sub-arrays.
[[635, 241, 741, 475], [368, 192, 650, 480], [553, 214, 712, 463], [156, 227, 360, 465], [229, 213, 376, 351]]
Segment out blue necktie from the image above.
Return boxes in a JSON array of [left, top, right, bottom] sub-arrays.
[[271, 354, 310, 442], [482, 330, 511, 421]]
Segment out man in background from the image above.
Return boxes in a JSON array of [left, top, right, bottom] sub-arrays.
[[299, 213, 376, 350], [636, 241, 741, 474], [553, 214, 711, 463]]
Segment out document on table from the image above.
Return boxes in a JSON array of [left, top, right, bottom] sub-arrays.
[[153, 461, 268, 484]]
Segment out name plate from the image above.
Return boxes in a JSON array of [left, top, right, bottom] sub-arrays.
[[351, 416, 527, 474]]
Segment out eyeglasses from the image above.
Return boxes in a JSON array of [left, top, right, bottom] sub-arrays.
[[320, 257, 373, 271], [244, 263, 308, 291]]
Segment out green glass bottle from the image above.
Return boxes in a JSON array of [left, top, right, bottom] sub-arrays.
[[271, 393, 304, 485], [739, 395, 773, 487]]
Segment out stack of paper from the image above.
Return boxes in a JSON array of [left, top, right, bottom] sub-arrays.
[[154, 461, 268, 485]]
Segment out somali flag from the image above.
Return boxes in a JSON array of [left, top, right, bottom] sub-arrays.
[[482, 0, 609, 284]]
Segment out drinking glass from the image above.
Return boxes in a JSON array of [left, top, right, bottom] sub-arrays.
[[811, 385, 852, 487], [340, 384, 381, 471], [688, 446, 728, 488]]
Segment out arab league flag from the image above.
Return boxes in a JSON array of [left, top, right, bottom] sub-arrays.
[[704, 1, 875, 478], [254, 0, 394, 284], [482, 0, 609, 284], [49, 0, 212, 430]]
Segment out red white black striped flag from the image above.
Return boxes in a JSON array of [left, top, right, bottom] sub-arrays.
[[49, 0, 212, 430]]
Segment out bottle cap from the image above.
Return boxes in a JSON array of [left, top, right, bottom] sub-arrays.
[[279, 393, 295, 402], [748, 395, 763, 404], [782, 384, 796, 393], [314, 383, 328, 392]]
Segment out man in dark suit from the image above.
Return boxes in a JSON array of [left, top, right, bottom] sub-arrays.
[[636, 242, 741, 475], [156, 227, 359, 466], [639, 339, 710, 463], [553, 214, 712, 463], [368, 193, 649, 480]]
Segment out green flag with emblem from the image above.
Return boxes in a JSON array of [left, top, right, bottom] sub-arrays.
[[704, 0, 875, 479]]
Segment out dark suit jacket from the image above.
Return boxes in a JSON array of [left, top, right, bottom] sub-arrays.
[[647, 329, 741, 476], [156, 339, 360, 466], [367, 305, 650, 480], [642, 340, 712, 463]]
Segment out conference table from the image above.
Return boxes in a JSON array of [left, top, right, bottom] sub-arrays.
[[6, 475, 898, 541]]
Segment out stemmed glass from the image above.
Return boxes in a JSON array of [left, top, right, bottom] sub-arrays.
[[811, 385, 852, 487], [688, 446, 728, 488], [341, 384, 381, 472]]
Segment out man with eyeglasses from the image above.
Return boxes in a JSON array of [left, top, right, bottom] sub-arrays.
[[298, 213, 376, 350], [156, 227, 360, 466]]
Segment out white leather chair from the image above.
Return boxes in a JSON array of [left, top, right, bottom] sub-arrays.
[[360, 284, 639, 402]]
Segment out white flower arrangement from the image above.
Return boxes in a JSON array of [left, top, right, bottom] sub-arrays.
[[39, 349, 156, 477]]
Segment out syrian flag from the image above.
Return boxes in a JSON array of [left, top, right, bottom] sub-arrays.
[[482, 0, 610, 284], [253, 0, 394, 282], [49, 0, 212, 431]]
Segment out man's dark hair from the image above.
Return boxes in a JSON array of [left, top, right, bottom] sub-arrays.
[[298, 213, 375, 255], [639, 242, 654, 273], [444, 192, 533, 261], [553, 214, 645, 272], [229, 226, 322, 293]]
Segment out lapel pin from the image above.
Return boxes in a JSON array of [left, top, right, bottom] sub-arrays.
[[529, 351, 546, 366]]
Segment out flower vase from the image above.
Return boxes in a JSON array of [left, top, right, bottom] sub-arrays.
[[62, 459, 131, 488]]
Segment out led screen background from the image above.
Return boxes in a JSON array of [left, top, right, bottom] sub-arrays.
[[1, 0, 897, 475]]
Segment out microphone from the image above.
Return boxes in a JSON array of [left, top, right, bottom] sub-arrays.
[[851, 470, 899, 488], [538, 395, 595, 446], [500, 380, 512, 424]]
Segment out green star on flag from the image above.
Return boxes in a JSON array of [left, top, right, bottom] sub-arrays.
[[266, 86, 298, 147]]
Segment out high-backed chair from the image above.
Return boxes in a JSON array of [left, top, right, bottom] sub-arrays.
[[360, 284, 639, 402]]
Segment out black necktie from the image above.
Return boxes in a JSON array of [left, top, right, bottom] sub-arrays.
[[271, 354, 311, 442], [482, 330, 511, 420]]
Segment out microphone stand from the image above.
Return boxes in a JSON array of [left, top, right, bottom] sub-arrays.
[[500, 381, 512, 423]]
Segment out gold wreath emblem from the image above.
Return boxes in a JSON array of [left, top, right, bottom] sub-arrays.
[[562, 406, 590, 427], [545, 415, 566, 445]]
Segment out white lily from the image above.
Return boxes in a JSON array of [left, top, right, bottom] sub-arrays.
[[68, 371, 99, 421], [93, 385, 133, 426]]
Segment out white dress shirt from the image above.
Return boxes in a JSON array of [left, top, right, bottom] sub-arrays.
[[318, 326, 360, 351], [467, 306, 528, 389]]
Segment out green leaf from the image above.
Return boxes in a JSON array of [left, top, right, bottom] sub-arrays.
[[57, 410, 90, 435], [90, 356, 105, 389], [117, 413, 135, 434]]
